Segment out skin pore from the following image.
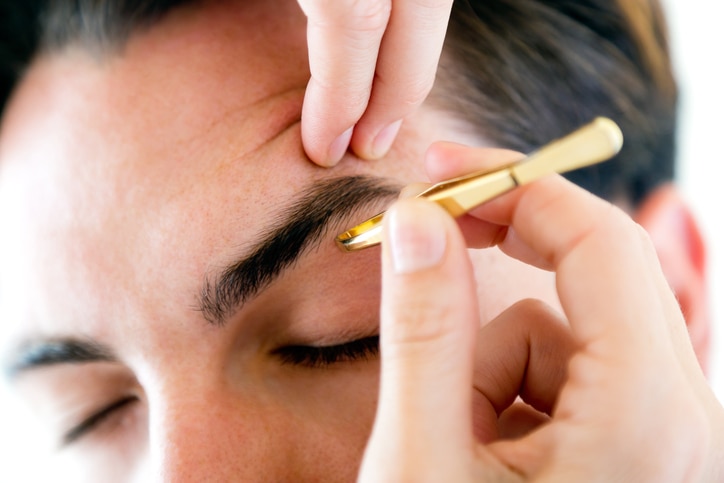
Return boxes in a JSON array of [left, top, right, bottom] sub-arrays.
[[0, 0, 567, 480]]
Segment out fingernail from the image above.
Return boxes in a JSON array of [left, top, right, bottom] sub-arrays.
[[370, 120, 402, 159], [387, 200, 447, 274], [327, 127, 353, 166]]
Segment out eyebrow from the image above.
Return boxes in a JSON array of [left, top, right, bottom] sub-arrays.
[[2, 176, 400, 378], [5, 337, 117, 379], [197, 175, 400, 326]]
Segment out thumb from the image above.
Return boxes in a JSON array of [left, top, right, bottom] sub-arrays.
[[359, 198, 479, 481]]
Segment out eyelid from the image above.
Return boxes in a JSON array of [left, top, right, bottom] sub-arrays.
[[272, 335, 379, 368], [62, 396, 139, 446]]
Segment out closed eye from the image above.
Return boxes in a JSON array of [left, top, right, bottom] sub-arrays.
[[62, 396, 139, 446], [272, 335, 379, 368]]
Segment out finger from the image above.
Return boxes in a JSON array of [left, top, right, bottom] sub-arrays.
[[350, 0, 455, 160], [399, 181, 510, 250], [359, 198, 477, 481], [422, 143, 526, 249], [471, 299, 575, 443], [478, 176, 674, 352], [454, 213, 509, 249], [477, 178, 712, 480], [298, 0, 391, 166], [497, 402, 551, 440], [399, 181, 431, 199], [453, 215, 551, 267], [422, 144, 715, 479], [424, 142, 702, 381], [425, 142, 524, 182], [421, 143, 683, 403]]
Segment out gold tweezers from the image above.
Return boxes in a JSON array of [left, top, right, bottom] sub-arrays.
[[335, 117, 623, 252]]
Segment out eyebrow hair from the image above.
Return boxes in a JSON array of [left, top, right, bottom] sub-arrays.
[[5, 337, 117, 379], [197, 175, 400, 326], [2, 176, 400, 377]]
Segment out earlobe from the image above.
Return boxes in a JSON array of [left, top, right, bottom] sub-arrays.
[[634, 183, 711, 373]]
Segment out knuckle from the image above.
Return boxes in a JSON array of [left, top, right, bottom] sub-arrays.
[[508, 297, 555, 319], [374, 74, 435, 111], [306, 0, 391, 33], [383, 296, 456, 346], [310, 75, 371, 107], [349, 0, 392, 33], [408, 0, 455, 25], [410, 0, 454, 8], [399, 77, 435, 107]]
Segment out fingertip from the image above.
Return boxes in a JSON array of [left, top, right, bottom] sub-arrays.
[[301, 79, 357, 167], [398, 182, 431, 200], [424, 142, 471, 181], [384, 199, 448, 275], [326, 126, 354, 166], [301, 121, 353, 167], [424, 143, 525, 181], [352, 119, 403, 160]]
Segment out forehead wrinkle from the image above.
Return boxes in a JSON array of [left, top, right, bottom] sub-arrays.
[[197, 176, 401, 326]]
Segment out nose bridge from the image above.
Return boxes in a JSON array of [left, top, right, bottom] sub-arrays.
[[147, 388, 281, 482]]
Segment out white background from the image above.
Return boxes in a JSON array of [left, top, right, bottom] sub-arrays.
[[662, 0, 724, 398], [1, 0, 723, 479]]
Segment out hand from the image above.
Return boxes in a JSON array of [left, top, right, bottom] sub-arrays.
[[358, 144, 724, 481], [296, 0, 454, 166]]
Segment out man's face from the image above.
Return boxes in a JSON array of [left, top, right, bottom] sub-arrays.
[[0, 0, 557, 480]]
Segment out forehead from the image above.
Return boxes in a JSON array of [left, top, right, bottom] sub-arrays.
[[1, 0, 310, 226], [0, 0, 431, 346]]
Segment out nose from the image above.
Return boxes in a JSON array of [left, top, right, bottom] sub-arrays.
[[147, 391, 289, 482]]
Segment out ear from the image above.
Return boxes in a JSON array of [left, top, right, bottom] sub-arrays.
[[633, 183, 711, 373]]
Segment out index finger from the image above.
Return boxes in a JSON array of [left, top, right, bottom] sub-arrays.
[[298, 0, 390, 166], [349, 0, 454, 160], [298, 0, 453, 166], [478, 175, 677, 353]]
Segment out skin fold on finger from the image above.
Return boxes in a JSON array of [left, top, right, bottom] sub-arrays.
[[496, 226, 554, 270], [471, 299, 574, 444], [297, 0, 391, 166], [350, 0, 455, 160], [455, 214, 508, 249], [497, 402, 551, 441], [359, 198, 478, 481]]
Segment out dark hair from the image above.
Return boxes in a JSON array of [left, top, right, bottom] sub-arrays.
[[436, 0, 677, 205], [0, 0, 195, 114], [0, 0, 677, 205]]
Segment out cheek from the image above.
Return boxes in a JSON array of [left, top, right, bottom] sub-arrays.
[[272, 362, 381, 447], [140, 366, 379, 481]]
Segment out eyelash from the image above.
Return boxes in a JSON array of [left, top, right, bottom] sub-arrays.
[[62, 396, 138, 447], [273, 335, 380, 368], [61, 337, 379, 444]]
